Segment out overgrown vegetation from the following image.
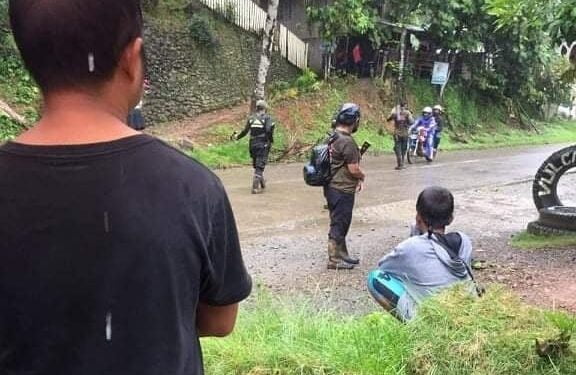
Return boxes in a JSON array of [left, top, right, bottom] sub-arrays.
[[189, 76, 576, 168], [307, 0, 576, 119], [511, 231, 576, 250], [0, 1, 39, 141], [188, 14, 219, 48], [202, 286, 576, 374]]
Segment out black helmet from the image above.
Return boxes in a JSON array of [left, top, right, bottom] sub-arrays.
[[336, 103, 361, 132]]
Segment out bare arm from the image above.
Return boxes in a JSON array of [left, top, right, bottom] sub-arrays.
[[197, 302, 239, 337], [347, 162, 365, 181]]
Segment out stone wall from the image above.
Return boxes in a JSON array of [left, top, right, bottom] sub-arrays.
[[143, 12, 300, 124]]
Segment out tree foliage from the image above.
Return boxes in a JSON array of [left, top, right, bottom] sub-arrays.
[[0, 0, 10, 52], [311, 0, 573, 112], [307, 0, 381, 44]]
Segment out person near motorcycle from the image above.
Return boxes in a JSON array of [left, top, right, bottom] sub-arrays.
[[409, 107, 437, 162], [325, 103, 365, 270], [234, 100, 275, 194], [432, 105, 444, 157], [387, 102, 414, 170]]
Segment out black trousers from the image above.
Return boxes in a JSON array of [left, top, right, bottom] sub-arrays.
[[325, 187, 356, 244], [393, 135, 408, 161], [250, 144, 270, 176], [434, 131, 442, 149]]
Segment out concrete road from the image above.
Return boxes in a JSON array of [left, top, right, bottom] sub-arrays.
[[217, 144, 574, 237]]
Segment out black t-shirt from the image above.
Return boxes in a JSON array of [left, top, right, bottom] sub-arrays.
[[0, 135, 252, 375]]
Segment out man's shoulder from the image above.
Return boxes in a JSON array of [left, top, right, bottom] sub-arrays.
[[334, 132, 356, 145], [148, 138, 223, 188]]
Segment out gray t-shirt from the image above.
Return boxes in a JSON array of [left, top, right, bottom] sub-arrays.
[[378, 232, 474, 320]]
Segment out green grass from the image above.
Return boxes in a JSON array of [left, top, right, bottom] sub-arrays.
[[202, 286, 576, 374], [441, 121, 576, 151], [511, 231, 576, 250]]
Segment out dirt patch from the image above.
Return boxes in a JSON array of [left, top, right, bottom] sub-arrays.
[[146, 101, 250, 146], [240, 181, 576, 315], [147, 80, 399, 150]]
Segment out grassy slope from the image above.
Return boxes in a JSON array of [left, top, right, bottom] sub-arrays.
[[202, 286, 576, 374], [190, 80, 576, 168]]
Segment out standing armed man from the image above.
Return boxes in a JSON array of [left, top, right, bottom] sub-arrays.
[[235, 100, 275, 194], [325, 103, 366, 270], [387, 102, 414, 170], [1, 1, 252, 374]]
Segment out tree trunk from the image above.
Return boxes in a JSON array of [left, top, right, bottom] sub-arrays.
[[252, 0, 279, 110], [398, 28, 407, 83], [440, 51, 458, 100], [0, 99, 26, 126], [380, 0, 390, 18]]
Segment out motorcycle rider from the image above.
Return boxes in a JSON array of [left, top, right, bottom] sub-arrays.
[[235, 100, 275, 194], [325, 103, 365, 270], [432, 105, 444, 157], [410, 107, 437, 162], [387, 102, 414, 170]]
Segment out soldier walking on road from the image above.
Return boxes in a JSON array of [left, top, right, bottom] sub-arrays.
[[325, 103, 366, 270], [235, 100, 275, 194], [387, 102, 414, 170]]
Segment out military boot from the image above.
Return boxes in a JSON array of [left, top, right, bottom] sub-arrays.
[[327, 239, 354, 270], [395, 154, 403, 170], [251, 175, 261, 194], [338, 242, 360, 265]]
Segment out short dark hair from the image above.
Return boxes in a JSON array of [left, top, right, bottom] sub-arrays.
[[416, 186, 454, 230], [9, 0, 144, 92]]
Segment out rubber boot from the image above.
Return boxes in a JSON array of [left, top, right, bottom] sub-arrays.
[[259, 175, 266, 190], [395, 154, 403, 170], [251, 175, 261, 194], [327, 239, 354, 270], [338, 242, 360, 265]]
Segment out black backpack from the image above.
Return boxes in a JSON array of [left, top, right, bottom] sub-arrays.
[[303, 132, 339, 187]]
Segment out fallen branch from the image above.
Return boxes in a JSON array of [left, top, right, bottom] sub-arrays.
[[0, 99, 27, 126]]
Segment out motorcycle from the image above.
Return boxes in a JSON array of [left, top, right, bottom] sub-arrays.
[[407, 126, 431, 164]]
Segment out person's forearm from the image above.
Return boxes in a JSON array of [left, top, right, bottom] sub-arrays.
[[351, 169, 365, 181], [197, 302, 239, 337]]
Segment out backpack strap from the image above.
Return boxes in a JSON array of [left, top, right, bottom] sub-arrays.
[[430, 234, 485, 296]]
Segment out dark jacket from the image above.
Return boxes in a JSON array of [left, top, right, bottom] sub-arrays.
[[237, 112, 275, 146]]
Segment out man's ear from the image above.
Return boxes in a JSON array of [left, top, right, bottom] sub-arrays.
[[119, 37, 144, 84], [416, 213, 427, 231]]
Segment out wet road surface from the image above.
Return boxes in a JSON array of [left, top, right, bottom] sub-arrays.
[[214, 143, 576, 313], [217, 144, 573, 237]]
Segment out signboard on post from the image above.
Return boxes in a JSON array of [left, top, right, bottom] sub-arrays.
[[431, 62, 450, 85]]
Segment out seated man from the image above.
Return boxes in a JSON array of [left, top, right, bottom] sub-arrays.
[[368, 186, 475, 321]]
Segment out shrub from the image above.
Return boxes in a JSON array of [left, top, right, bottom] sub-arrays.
[[188, 14, 219, 48]]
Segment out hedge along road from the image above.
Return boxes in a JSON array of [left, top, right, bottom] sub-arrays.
[[216, 143, 574, 238]]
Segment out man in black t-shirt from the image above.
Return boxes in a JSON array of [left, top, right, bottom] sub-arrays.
[[1, 1, 251, 375], [235, 100, 276, 194]]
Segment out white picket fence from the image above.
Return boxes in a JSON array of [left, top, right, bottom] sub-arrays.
[[199, 0, 309, 70]]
